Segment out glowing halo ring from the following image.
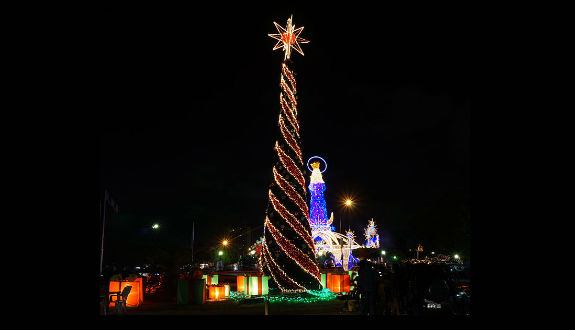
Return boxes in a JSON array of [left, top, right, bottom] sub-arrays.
[[307, 156, 327, 173]]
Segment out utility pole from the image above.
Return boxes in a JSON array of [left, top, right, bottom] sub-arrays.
[[100, 190, 119, 276], [100, 197, 106, 275], [191, 220, 195, 264]]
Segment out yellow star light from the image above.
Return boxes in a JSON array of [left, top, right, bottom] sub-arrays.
[[268, 15, 310, 60]]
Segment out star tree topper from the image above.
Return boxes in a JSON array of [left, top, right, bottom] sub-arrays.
[[268, 15, 310, 60]]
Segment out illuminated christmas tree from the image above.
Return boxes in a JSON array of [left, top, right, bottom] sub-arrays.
[[261, 15, 322, 292], [364, 219, 380, 248]]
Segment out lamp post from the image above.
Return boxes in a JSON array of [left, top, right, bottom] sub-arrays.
[[343, 198, 353, 232], [340, 198, 353, 233], [217, 250, 224, 271], [216, 239, 230, 271], [342, 198, 353, 270]]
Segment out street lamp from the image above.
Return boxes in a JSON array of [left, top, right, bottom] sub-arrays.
[[222, 240, 228, 246], [342, 198, 355, 268], [342, 197, 354, 232], [216, 250, 224, 271], [454, 254, 460, 260], [152, 223, 160, 230], [379, 250, 386, 264]]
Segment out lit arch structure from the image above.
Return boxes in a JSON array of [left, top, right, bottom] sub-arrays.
[[313, 228, 361, 271]]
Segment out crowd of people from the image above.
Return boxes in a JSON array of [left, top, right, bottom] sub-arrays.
[[351, 259, 470, 316]]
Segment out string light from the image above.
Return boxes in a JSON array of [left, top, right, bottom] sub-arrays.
[[262, 238, 307, 292], [267, 290, 336, 303], [278, 115, 302, 164], [280, 93, 300, 134], [282, 62, 297, 93], [228, 290, 336, 304], [275, 142, 306, 189], [308, 163, 329, 230], [268, 190, 315, 252], [403, 254, 463, 264], [265, 217, 321, 284], [273, 166, 309, 216], [346, 230, 356, 241], [281, 79, 297, 109]]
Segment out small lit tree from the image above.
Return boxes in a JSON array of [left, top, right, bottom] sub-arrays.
[[364, 219, 380, 248]]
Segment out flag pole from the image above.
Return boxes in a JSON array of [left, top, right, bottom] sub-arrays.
[[99, 191, 108, 276]]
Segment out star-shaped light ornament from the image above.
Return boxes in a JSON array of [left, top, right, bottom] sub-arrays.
[[268, 15, 310, 60]]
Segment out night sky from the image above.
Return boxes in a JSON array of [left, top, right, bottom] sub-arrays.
[[99, 5, 471, 263]]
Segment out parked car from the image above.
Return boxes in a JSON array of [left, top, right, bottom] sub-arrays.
[[412, 263, 471, 315]]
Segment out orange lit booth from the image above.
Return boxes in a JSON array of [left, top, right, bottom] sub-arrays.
[[108, 278, 143, 308], [207, 284, 229, 300], [321, 272, 351, 293], [331, 274, 350, 293], [237, 275, 269, 295]]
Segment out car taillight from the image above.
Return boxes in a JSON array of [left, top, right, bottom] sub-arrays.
[[458, 285, 469, 293]]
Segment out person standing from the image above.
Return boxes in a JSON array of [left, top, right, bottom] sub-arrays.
[[390, 263, 401, 315], [376, 269, 390, 315], [357, 259, 377, 315]]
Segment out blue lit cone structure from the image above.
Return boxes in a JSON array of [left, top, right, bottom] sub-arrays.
[[308, 160, 330, 230], [307, 160, 361, 271], [261, 61, 322, 292]]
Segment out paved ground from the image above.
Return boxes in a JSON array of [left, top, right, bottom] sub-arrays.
[[103, 297, 363, 316]]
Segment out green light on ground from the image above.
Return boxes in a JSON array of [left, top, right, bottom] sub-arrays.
[[227, 289, 336, 304]]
